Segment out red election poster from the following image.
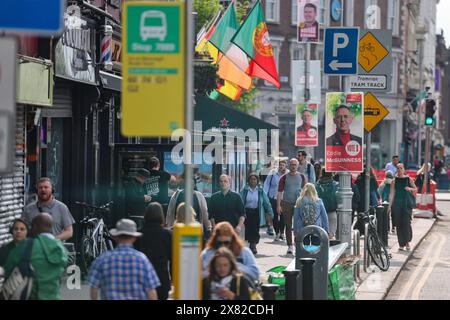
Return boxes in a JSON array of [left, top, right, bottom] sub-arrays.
[[295, 103, 318, 147], [325, 92, 364, 172]]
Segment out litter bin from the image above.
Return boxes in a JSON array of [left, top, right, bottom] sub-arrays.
[[267, 266, 286, 300]]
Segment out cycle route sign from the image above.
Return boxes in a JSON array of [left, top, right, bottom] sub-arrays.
[[350, 29, 392, 92], [122, 1, 185, 137]]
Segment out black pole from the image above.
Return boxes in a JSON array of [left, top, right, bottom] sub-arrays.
[[283, 270, 300, 300], [300, 258, 316, 300], [261, 284, 279, 300]]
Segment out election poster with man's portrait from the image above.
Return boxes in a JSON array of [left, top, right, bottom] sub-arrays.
[[295, 103, 318, 147], [297, 0, 320, 43], [325, 93, 364, 173]]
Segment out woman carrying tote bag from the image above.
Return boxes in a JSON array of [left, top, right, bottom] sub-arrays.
[[388, 163, 417, 251]]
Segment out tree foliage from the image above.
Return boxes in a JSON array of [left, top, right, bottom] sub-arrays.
[[194, 0, 221, 33]]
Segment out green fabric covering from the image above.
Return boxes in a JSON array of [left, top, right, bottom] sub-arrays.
[[327, 264, 356, 300]]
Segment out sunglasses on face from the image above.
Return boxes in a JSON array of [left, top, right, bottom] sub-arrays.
[[216, 240, 232, 246]]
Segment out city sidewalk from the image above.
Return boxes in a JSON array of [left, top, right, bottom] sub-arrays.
[[355, 214, 436, 300]]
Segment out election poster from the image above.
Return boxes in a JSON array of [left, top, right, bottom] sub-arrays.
[[295, 103, 319, 147], [297, 0, 320, 43], [325, 92, 364, 172]]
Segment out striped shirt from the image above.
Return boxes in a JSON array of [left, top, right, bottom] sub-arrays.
[[88, 244, 160, 300]]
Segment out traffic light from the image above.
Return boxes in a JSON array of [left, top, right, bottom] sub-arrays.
[[425, 99, 436, 126]]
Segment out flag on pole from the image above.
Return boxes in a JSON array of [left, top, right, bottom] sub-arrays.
[[208, 2, 252, 90], [231, 0, 280, 88]]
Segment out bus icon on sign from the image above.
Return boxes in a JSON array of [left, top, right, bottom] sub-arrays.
[[140, 11, 167, 42]]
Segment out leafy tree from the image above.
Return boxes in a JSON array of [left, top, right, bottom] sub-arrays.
[[194, 0, 221, 33]]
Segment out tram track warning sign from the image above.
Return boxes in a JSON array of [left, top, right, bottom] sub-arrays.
[[364, 92, 390, 132]]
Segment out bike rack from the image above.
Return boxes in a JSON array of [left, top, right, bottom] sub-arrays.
[[352, 229, 361, 283]]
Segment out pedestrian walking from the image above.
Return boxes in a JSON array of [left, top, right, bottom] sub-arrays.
[[313, 162, 322, 182], [202, 247, 252, 300], [388, 163, 417, 251], [240, 174, 273, 255], [263, 159, 288, 240], [378, 170, 395, 233], [385, 155, 400, 176], [315, 170, 338, 238], [201, 222, 259, 283], [277, 158, 307, 255], [124, 168, 151, 218], [355, 167, 380, 212], [209, 174, 245, 235], [415, 162, 432, 194], [135, 203, 172, 300], [165, 173, 212, 240], [22, 177, 75, 241], [296, 150, 316, 183], [0, 218, 29, 267], [293, 183, 329, 236], [88, 219, 160, 300], [3, 213, 68, 300], [146, 157, 174, 207]]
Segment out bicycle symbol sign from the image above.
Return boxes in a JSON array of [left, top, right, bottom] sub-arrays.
[[358, 32, 389, 73]]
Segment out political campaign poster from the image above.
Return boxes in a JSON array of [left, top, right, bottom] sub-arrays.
[[325, 92, 364, 173], [297, 0, 320, 43], [295, 103, 319, 147]]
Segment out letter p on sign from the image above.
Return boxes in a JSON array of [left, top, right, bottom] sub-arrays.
[[333, 33, 349, 57]]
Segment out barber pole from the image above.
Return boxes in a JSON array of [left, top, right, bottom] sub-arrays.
[[101, 25, 113, 70]]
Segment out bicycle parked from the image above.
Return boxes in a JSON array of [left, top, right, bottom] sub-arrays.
[[76, 201, 115, 273], [354, 207, 390, 271]]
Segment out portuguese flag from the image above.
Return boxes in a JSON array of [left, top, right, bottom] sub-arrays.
[[231, 0, 280, 88]]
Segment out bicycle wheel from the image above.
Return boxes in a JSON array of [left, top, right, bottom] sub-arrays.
[[80, 235, 95, 273], [367, 230, 390, 271]]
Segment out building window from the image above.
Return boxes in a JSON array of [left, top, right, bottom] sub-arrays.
[[292, 46, 305, 61], [266, 0, 280, 23], [292, 0, 298, 25], [387, 0, 399, 36]]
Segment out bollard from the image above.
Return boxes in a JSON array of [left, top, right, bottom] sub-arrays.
[[261, 284, 279, 300], [283, 270, 300, 300], [376, 205, 389, 246], [364, 223, 370, 272], [300, 258, 316, 300]]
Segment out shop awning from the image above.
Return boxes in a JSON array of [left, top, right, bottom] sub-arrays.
[[194, 96, 278, 136]]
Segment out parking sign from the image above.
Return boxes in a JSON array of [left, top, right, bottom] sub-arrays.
[[324, 28, 359, 75]]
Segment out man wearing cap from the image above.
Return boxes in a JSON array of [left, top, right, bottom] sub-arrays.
[[125, 168, 152, 217], [88, 219, 160, 300]]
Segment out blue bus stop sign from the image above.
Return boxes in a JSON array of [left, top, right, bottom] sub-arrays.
[[0, 0, 65, 35], [324, 27, 359, 75]]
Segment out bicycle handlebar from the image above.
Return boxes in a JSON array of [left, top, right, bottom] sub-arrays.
[[75, 201, 113, 213]]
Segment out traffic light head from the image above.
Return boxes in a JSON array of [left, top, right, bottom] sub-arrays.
[[425, 99, 436, 126]]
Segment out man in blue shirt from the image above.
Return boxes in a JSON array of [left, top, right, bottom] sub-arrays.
[[385, 155, 399, 176], [88, 219, 160, 300]]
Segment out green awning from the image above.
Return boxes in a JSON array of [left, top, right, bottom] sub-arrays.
[[194, 96, 278, 136]]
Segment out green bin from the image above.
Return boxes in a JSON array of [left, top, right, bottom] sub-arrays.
[[327, 264, 356, 300], [267, 266, 287, 300]]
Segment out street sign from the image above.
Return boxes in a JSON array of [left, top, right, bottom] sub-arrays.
[[351, 30, 392, 92], [122, 1, 185, 137], [0, 38, 17, 174], [324, 27, 359, 75], [0, 0, 64, 35], [364, 92, 390, 132], [292, 60, 321, 104], [349, 75, 387, 91]]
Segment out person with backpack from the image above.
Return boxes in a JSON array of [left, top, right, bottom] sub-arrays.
[[315, 170, 338, 239], [296, 150, 316, 183], [293, 183, 329, 236]]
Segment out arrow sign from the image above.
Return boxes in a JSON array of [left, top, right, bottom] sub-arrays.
[[329, 60, 353, 71], [324, 27, 359, 75]]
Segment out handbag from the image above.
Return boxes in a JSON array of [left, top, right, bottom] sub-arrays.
[[405, 179, 416, 210], [0, 238, 35, 300], [236, 273, 262, 300]]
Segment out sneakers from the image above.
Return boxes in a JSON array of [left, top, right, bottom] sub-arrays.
[[250, 243, 258, 255], [279, 234, 285, 241], [286, 245, 295, 255], [275, 233, 280, 241], [399, 247, 406, 251], [267, 226, 275, 236]]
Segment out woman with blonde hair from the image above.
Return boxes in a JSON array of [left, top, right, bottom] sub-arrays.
[[201, 222, 260, 282], [174, 202, 198, 224], [293, 183, 329, 237]]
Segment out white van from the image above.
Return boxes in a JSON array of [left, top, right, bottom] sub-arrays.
[[140, 10, 167, 42]]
